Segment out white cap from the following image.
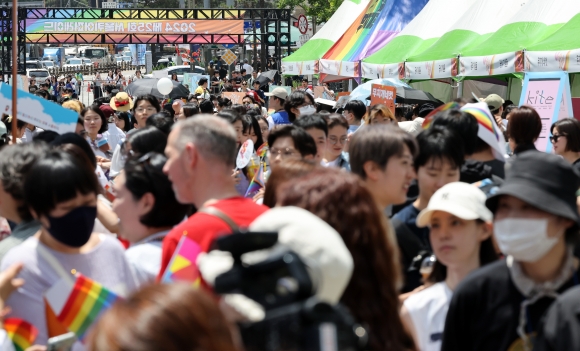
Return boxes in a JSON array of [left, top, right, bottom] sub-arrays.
[[197, 207, 353, 305], [416, 182, 492, 228]]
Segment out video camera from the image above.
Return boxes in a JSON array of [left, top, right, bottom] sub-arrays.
[[211, 231, 368, 351]]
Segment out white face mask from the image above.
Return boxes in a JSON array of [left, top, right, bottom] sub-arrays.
[[298, 105, 316, 116], [494, 218, 559, 262]]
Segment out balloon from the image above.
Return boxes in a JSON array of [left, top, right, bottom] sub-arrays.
[[157, 78, 173, 95]]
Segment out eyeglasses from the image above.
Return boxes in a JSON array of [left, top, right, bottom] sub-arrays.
[[328, 136, 348, 145], [550, 134, 566, 143], [268, 147, 298, 159], [260, 127, 269, 134], [135, 107, 157, 113]]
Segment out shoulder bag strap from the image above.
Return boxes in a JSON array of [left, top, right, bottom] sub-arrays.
[[198, 206, 240, 233], [22, 239, 74, 284]]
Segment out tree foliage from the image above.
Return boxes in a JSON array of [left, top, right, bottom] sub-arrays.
[[277, 0, 342, 23]]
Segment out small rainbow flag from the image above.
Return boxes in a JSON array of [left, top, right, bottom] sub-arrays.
[[256, 143, 269, 159], [421, 102, 460, 130], [161, 235, 203, 286], [4, 318, 38, 351], [245, 162, 265, 199], [44, 274, 120, 340], [460, 104, 500, 141]]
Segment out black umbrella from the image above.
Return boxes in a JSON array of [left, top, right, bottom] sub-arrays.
[[255, 70, 278, 86], [125, 78, 190, 99], [395, 86, 443, 105]]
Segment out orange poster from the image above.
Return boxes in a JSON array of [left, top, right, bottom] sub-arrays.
[[222, 92, 247, 105], [370, 84, 396, 114]]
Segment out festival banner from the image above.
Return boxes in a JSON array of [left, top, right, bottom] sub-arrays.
[[525, 50, 580, 73], [319, 59, 359, 78], [26, 19, 243, 35], [370, 84, 396, 114], [281, 61, 318, 75], [361, 62, 402, 79], [0, 83, 78, 134], [458, 52, 518, 77], [404, 58, 457, 80], [519, 71, 573, 153]]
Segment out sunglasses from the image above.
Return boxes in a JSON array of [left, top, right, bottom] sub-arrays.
[[550, 134, 566, 143]]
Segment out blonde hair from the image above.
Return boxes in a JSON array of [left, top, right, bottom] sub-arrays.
[[369, 104, 396, 124], [61, 100, 85, 113]]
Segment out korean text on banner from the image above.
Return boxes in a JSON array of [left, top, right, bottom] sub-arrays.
[[26, 19, 243, 36], [370, 84, 396, 114], [519, 72, 573, 153], [0, 83, 78, 134]]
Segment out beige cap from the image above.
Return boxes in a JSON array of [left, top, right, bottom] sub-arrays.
[[483, 94, 505, 111], [265, 87, 288, 100]]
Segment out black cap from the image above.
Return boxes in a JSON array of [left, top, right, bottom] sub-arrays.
[[418, 103, 435, 118], [486, 151, 580, 225]]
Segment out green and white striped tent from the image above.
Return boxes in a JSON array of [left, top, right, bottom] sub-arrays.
[[361, 0, 477, 79], [281, 0, 370, 76], [401, 0, 530, 80]]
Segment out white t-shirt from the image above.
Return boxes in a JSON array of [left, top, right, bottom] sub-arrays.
[[321, 157, 341, 168], [403, 282, 453, 351], [1, 235, 137, 349], [21, 126, 44, 143], [243, 63, 253, 76], [125, 231, 167, 286]]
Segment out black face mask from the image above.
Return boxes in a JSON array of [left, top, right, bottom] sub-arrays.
[[46, 206, 97, 248]]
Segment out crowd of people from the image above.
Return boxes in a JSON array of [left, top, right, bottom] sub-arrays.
[[0, 74, 578, 351]]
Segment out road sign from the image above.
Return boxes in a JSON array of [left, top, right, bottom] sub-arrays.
[[297, 15, 308, 35], [221, 49, 237, 66], [101, 1, 117, 8]]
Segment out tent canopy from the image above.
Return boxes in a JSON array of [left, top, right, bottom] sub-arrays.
[[363, 0, 477, 65], [319, 0, 428, 80], [407, 0, 529, 62], [281, 0, 370, 74], [462, 0, 580, 57]]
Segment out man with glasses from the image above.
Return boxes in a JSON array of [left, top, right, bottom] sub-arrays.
[[322, 115, 350, 170], [267, 125, 317, 172]]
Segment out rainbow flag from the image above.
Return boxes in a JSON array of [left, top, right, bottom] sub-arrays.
[[4, 318, 38, 351], [161, 235, 203, 286], [460, 104, 500, 141], [461, 102, 506, 161], [245, 162, 265, 199], [421, 102, 460, 129], [44, 274, 120, 340]]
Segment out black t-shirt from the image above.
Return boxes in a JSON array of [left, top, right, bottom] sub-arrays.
[[29, 85, 38, 93], [392, 204, 431, 293], [441, 259, 580, 351], [483, 159, 505, 179], [211, 76, 220, 93], [219, 67, 228, 79]]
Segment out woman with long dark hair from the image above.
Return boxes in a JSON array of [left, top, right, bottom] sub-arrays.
[[401, 182, 497, 351], [278, 168, 416, 351]]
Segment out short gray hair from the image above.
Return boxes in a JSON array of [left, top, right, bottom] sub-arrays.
[[173, 115, 237, 168]]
